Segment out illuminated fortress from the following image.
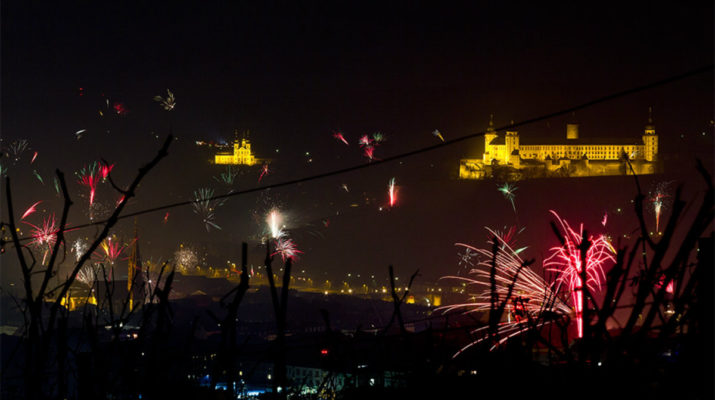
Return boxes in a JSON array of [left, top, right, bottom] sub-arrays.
[[459, 110, 659, 180]]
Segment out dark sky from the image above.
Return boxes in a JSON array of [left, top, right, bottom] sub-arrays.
[[1, 2, 713, 287]]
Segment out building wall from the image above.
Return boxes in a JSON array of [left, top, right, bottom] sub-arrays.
[[519, 144, 644, 161]]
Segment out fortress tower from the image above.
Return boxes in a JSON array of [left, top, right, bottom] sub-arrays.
[[506, 129, 520, 167], [482, 114, 498, 164], [642, 107, 658, 162]]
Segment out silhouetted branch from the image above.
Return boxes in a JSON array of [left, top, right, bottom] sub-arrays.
[[382, 265, 419, 336], [36, 170, 73, 305]]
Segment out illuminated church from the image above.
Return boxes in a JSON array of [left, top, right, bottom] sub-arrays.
[[214, 130, 259, 166], [459, 109, 659, 180]]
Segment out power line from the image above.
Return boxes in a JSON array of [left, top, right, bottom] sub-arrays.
[[6, 64, 713, 243]]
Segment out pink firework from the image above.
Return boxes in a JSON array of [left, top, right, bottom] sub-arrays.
[[656, 274, 675, 294], [21, 201, 42, 220], [113, 102, 128, 115], [272, 238, 303, 262], [388, 177, 397, 207], [24, 215, 58, 248], [544, 210, 615, 338], [649, 181, 673, 233], [363, 146, 375, 161], [332, 131, 349, 145], [652, 193, 667, 232], [30, 151, 38, 164], [116, 195, 126, 208], [22, 214, 59, 264], [489, 225, 526, 252], [358, 134, 372, 147], [99, 162, 114, 181], [77, 163, 100, 206], [358, 132, 384, 161], [258, 163, 270, 182], [94, 237, 130, 266]]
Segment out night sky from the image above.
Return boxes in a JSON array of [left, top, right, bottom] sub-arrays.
[[1, 2, 713, 288]]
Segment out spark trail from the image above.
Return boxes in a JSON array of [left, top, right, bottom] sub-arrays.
[[21, 201, 42, 220], [332, 131, 349, 145], [388, 177, 397, 207], [648, 181, 672, 232]]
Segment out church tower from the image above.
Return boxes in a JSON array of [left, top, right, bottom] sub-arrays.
[[642, 107, 658, 162], [483, 114, 498, 163]]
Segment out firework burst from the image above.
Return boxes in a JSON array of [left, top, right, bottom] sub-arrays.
[[490, 225, 527, 254], [266, 208, 286, 239], [543, 210, 615, 338], [99, 162, 114, 182], [94, 236, 129, 266], [437, 227, 571, 356], [213, 165, 239, 186], [113, 102, 128, 115], [72, 238, 89, 262], [192, 187, 226, 231], [264, 208, 303, 261], [174, 247, 198, 273], [272, 237, 303, 262], [8, 139, 29, 163], [456, 247, 477, 273], [648, 181, 673, 232], [358, 132, 385, 161], [76, 162, 101, 207], [75, 265, 98, 287], [497, 182, 518, 212], [23, 214, 59, 264], [153, 89, 176, 111]]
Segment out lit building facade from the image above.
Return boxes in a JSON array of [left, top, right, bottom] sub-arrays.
[[214, 132, 258, 166], [459, 111, 659, 180]]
